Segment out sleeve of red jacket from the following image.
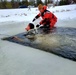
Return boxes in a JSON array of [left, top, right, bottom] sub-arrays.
[[39, 13, 52, 25], [32, 13, 41, 22], [35, 13, 41, 19]]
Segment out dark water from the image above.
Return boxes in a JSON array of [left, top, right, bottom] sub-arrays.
[[2, 27, 76, 61]]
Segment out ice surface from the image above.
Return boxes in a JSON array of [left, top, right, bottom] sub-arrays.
[[0, 20, 76, 75]]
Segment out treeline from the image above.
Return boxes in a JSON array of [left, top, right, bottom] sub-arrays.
[[0, 0, 76, 9], [59, 0, 75, 5], [0, 0, 44, 9], [0, 0, 29, 9]]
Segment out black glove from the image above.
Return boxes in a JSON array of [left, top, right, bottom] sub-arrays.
[[36, 24, 40, 27], [32, 18, 36, 22], [44, 24, 50, 28]]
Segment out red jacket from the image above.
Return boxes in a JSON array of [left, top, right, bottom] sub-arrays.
[[34, 10, 57, 28]]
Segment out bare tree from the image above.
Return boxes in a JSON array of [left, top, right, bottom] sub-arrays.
[[73, 0, 76, 3], [36, 0, 43, 6], [0, 0, 2, 8], [3, 0, 7, 9], [56, 0, 59, 5], [44, 0, 48, 5], [11, 0, 15, 8], [0, 0, 7, 9]]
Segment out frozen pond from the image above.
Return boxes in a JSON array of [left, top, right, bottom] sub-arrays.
[[0, 19, 76, 75]]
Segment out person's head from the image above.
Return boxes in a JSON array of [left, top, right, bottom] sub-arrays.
[[38, 4, 47, 13], [25, 23, 34, 31]]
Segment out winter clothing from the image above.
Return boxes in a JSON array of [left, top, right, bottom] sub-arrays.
[[25, 5, 57, 31], [36, 24, 40, 27], [33, 9, 57, 29], [43, 5, 47, 11]]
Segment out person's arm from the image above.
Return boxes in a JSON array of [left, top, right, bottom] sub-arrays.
[[32, 13, 40, 22]]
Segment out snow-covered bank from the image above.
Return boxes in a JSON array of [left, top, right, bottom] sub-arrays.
[[0, 4, 76, 22], [50, 4, 76, 12]]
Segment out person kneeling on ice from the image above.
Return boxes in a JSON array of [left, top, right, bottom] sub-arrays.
[[25, 4, 57, 32]]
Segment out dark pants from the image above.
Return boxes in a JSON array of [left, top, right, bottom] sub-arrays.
[[39, 24, 51, 33]]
